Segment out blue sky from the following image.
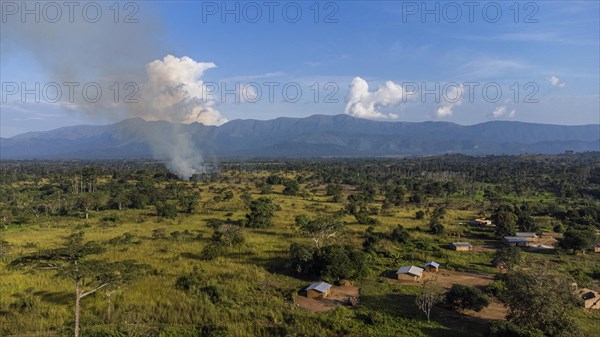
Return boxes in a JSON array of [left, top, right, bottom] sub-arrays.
[[1, 0, 599, 137]]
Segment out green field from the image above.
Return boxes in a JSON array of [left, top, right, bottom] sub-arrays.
[[1, 156, 599, 337]]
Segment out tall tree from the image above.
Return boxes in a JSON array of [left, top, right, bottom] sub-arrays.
[[245, 197, 277, 228], [415, 279, 444, 323], [494, 206, 518, 239], [295, 215, 345, 249], [501, 271, 582, 337], [493, 245, 523, 272]]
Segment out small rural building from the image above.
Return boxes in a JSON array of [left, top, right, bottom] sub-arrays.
[[396, 265, 424, 281], [503, 236, 530, 247], [592, 242, 600, 253], [469, 218, 492, 227], [423, 261, 440, 273], [450, 242, 473, 251], [515, 232, 539, 242], [305, 281, 332, 299], [578, 289, 600, 309]]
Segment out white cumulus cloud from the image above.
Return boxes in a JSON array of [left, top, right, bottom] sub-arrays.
[[548, 75, 566, 88], [344, 77, 405, 119], [435, 85, 463, 118], [490, 106, 516, 119]]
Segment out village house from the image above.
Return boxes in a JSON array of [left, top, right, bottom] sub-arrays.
[[305, 281, 332, 299], [423, 261, 440, 273], [396, 265, 424, 281], [450, 242, 473, 251], [503, 236, 530, 247], [515, 232, 539, 242], [592, 242, 600, 253]]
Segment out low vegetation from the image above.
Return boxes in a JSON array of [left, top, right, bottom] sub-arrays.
[[1, 154, 599, 336]]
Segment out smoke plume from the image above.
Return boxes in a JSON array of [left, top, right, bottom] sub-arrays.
[[1, 5, 224, 179]]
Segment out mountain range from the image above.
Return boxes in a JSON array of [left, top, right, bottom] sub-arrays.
[[1, 114, 599, 159]]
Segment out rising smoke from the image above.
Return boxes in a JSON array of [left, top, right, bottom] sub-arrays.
[[1, 4, 225, 179]]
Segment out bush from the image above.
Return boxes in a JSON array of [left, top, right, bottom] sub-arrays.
[[200, 244, 223, 260], [156, 202, 178, 218], [445, 284, 489, 312]]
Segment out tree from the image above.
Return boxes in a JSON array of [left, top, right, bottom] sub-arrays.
[[283, 179, 300, 196], [428, 219, 445, 235], [8, 232, 148, 337], [156, 202, 178, 218], [245, 197, 277, 228], [415, 279, 444, 323], [289, 242, 315, 274], [211, 224, 244, 247], [76, 193, 96, 219], [500, 271, 582, 337], [415, 210, 425, 220], [295, 215, 345, 249], [326, 184, 343, 203], [240, 190, 252, 206], [493, 245, 523, 272], [494, 207, 518, 239], [559, 226, 596, 254], [112, 191, 129, 211], [313, 245, 367, 281], [179, 193, 199, 214], [445, 284, 489, 312]]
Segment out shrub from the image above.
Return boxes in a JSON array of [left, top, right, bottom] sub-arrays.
[[156, 202, 177, 218], [445, 284, 489, 312], [200, 244, 223, 260]]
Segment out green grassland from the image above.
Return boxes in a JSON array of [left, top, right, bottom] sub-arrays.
[[1, 161, 599, 337]]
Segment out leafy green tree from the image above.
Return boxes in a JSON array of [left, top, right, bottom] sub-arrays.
[[445, 284, 490, 312], [494, 206, 518, 239], [501, 271, 582, 337], [179, 193, 199, 214], [516, 204, 539, 232], [428, 219, 445, 235], [559, 226, 596, 254], [240, 190, 252, 206], [211, 224, 244, 247], [493, 245, 523, 272], [385, 185, 406, 206], [76, 193, 96, 219], [314, 245, 367, 281], [388, 224, 411, 243], [282, 179, 300, 196], [223, 190, 234, 201], [258, 183, 273, 195], [295, 215, 345, 249], [415, 210, 425, 220], [354, 209, 380, 225], [245, 197, 277, 228], [326, 184, 343, 202], [289, 242, 314, 274], [112, 191, 129, 211], [156, 202, 178, 218]]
